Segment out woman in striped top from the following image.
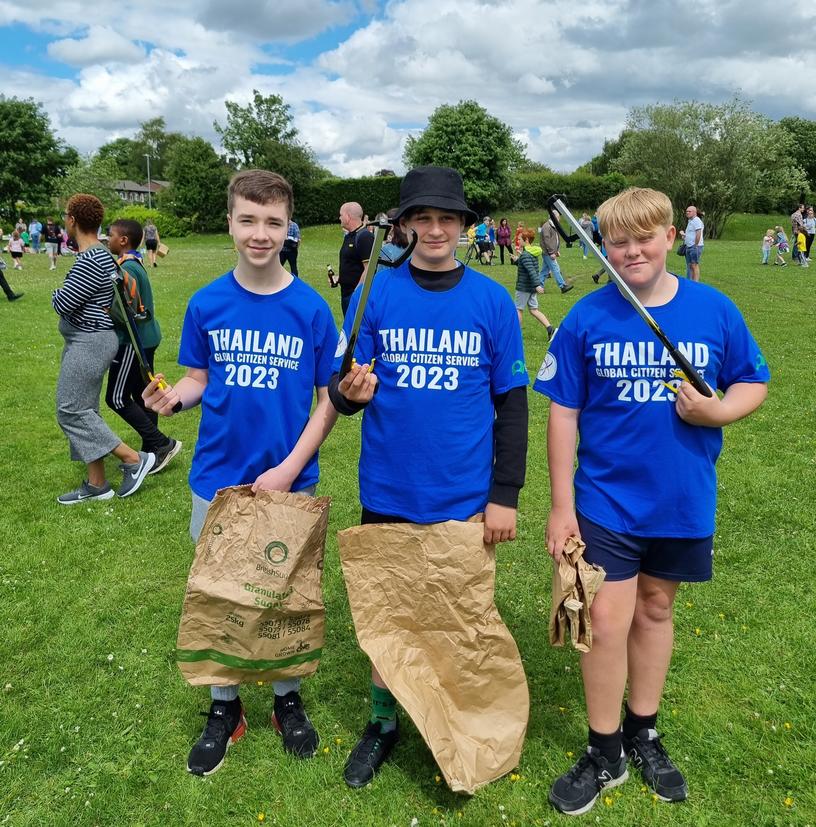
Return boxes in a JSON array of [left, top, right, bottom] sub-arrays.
[[52, 194, 156, 504]]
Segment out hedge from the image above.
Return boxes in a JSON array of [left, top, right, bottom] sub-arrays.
[[506, 171, 629, 212], [103, 205, 193, 238], [296, 176, 403, 226]]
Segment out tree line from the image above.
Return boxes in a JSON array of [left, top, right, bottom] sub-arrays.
[[0, 94, 810, 237]]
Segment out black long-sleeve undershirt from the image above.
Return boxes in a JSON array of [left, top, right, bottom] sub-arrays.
[[328, 260, 528, 506]]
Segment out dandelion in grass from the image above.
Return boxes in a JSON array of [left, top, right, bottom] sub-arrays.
[[257, 813, 266, 822], [784, 722, 792, 730], [434, 774, 441, 784], [784, 796, 794, 808], [603, 795, 613, 806], [510, 773, 520, 782], [694, 628, 701, 636]]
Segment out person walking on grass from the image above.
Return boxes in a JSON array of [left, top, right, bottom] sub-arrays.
[[679, 205, 703, 281], [43, 217, 62, 270], [761, 228, 774, 265], [330, 165, 528, 789], [53, 194, 156, 505], [0, 255, 23, 301], [143, 170, 339, 777], [8, 230, 25, 269], [539, 213, 574, 294], [144, 220, 160, 268], [497, 217, 515, 265], [105, 219, 182, 474], [515, 228, 555, 338], [535, 187, 769, 816], [773, 227, 789, 266]]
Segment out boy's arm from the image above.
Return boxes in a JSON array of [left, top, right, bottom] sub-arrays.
[[143, 368, 208, 416], [546, 402, 581, 563], [252, 386, 339, 493], [675, 381, 767, 427], [485, 386, 528, 545]]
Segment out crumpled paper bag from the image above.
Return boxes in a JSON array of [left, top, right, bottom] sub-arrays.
[[337, 519, 529, 794], [176, 486, 330, 686], [549, 535, 606, 653]]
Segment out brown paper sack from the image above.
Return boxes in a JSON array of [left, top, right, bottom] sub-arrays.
[[337, 520, 529, 794], [176, 486, 330, 686], [549, 536, 606, 653]]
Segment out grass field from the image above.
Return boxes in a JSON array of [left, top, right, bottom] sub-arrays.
[[0, 215, 814, 827]]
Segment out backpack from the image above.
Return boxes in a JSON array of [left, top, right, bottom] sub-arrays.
[[104, 250, 151, 327]]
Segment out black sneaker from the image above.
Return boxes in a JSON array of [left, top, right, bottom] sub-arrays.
[[549, 747, 628, 816], [187, 698, 247, 776], [343, 719, 399, 788], [148, 439, 182, 475], [560, 284, 574, 294], [591, 273, 600, 284], [8, 292, 23, 301], [272, 691, 319, 758], [623, 728, 688, 802]]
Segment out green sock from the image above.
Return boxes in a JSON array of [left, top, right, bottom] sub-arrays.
[[370, 683, 397, 732]]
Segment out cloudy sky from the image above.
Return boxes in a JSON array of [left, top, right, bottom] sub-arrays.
[[1, 0, 814, 177]]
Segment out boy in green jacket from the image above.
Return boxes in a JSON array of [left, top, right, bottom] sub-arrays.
[[105, 219, 181, 474], [515, 229, 555, 337]]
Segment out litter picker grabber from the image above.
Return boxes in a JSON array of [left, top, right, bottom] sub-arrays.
[[338, 218, 417, 378], [546, 194, 713, 398]]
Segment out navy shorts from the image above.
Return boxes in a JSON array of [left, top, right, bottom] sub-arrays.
[[577, 512, 713, 583]]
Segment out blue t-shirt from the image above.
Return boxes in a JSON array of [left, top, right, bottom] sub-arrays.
[[475, 222, 488, 240], [533, 278, 769, 538], [334, 261, 529, 522], [179, 272, 338, 500]]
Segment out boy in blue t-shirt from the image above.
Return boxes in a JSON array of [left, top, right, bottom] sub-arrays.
[[143, 170, 339, 776], [535, 188, 769, 816], [329, 166, 529, 788]]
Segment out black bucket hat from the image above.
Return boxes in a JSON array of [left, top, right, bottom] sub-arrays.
[[392, 165, 478, 225]]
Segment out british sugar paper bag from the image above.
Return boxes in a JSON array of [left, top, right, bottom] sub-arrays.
[[337, 520, 529, 794], [176, 486, 330, 686], [549, 535, 605, 653]]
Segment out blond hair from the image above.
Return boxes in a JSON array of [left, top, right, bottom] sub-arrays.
[[597, 187, 673, 241]]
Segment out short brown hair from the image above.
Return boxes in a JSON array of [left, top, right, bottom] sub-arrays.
[[66, 194, 105, 233], [522, 228, 536, 243], [227, 169, 293, 216], [597, 187, 673, 241]]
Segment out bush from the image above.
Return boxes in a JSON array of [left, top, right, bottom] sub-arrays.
[[103, 205, 193, 238], [297, 176, 402, 226], [507, 171, 629, 212]]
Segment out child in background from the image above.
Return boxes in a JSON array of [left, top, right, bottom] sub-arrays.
[[774, 227, 788, 266], [8, 230, 25, 269], [20, 228, 31, 252], [796, 228, 808, 267], [514, 220, 525, 253], [515, 228, 555, 337], [761, 229, 774, 265]]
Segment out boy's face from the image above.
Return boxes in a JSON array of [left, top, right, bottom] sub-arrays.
[[604, 224, 676, 291], [400, 207, 464, 271], [228, 196, 289, 269], [107, 226, 129, 255]]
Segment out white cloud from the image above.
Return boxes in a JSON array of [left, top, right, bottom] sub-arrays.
[[4, 0, 816, 176], [47, 26, 145, 66]]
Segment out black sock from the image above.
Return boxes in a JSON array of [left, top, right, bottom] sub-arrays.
[[588, 726, 622, 762], [623, 704, 657, 740]]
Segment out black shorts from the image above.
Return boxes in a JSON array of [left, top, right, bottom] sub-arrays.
[[577, 512, 713, 583], [145, 239, 158, 251], [10, 251, 22, 259], [477, 240, 491, 253]]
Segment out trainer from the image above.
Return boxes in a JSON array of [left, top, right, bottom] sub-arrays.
[[338, 202, 374, 317]]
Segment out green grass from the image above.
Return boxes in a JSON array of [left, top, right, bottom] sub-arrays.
[[1, 220, 814, 827]]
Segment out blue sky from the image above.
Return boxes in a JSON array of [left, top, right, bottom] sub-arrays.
[[1, 0, 814, 176]]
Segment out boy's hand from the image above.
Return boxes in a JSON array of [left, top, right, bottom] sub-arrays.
[[535, 285, 545, 294], [142, 373, 180, 417], [675, 380, 723, 426], [251, 464, 296, 494], [338, 361, 378, 404], [546, 506, 580, 563], [484, 503, 517, 544]]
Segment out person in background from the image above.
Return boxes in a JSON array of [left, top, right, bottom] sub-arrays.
[[514, 220, 525, 254], [539, 213, 574, 294], [0, 248, 23, 301], [578, 213, 593, 259], [144, 220, 161, 268], [773, 227, 789, 266], [8, 230, 25, 269], [760, 229, 774, 265], [29, 218, 42, 254], [280, 218, 301, 277], [803, 206, 815, 262], [515, 228, 555, 337], [337, 202, 375, 317], [496, 217, 515, 265], [679, 205, 704, 281], [43, 217, 62, 270]]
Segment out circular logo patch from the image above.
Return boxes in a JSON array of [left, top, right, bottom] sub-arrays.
[[212, 523, 223, 535], [537, 352, 557, 382], [264, 541, 289, 565]]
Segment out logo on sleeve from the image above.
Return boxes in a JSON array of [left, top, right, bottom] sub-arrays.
[[537, 352, 557, 381], [511, 359, 526, 376], [334, 330, 348, 359]]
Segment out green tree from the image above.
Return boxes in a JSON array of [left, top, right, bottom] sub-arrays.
[[57, 155, 121, 211], [403, 100, 526, 211], [214, 91, 298, 167], [161, 137, 232, 232], [614, 98, 807, 237], [97, 137, 145, 180], [0, 96, 77, 217], [576, 130, 634, 176], [778, 117, 816, 193], [257, 139, 329, 198]]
